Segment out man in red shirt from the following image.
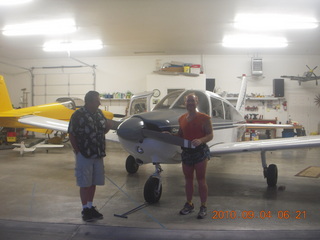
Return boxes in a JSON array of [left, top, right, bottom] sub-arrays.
[[177, 93, 213, 219]]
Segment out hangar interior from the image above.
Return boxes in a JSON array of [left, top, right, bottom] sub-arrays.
[[0, 0, 319, 239]]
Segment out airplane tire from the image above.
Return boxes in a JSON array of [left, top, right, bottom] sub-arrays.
[[144, 177, 162, 203], [267, 164, 278, 187], [125, 155, 139, 174]]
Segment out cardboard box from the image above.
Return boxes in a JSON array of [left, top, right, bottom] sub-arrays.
[[161, 67, 184, 72]]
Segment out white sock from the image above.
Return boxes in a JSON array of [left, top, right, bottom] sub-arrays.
[[82, 204, 88, 209], [87, 202, 93, 208]]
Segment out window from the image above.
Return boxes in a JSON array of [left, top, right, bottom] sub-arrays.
[[211, 97, 224, 119], [154, 90, 184, 110]]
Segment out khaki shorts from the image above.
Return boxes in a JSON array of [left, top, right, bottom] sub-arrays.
[[75, 152, 105, 187]]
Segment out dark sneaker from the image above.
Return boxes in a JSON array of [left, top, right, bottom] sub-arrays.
[[179, 202, 194, 215], [197, 206, 207, 219], [90, 206, 103, 220], [82, 208, 94, 222]]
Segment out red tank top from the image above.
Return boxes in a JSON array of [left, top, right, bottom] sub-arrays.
[[178, 112, 211, 141]]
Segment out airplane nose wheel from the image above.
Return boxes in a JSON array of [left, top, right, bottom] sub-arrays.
[[144, 177, 162, 203], [125, 155, 139, 174], [144, 163, 163, 203]]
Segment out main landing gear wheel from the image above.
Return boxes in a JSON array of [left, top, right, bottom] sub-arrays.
[[125, 155, 139, 174], [266, 164, 278, 187], [144, 177, 162, 203]]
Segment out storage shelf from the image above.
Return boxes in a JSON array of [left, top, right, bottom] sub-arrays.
[[226, 97, 285, 101]]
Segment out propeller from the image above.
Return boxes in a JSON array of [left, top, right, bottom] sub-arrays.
[[115, 115, 195, 148], [306, 65, 318, 78]]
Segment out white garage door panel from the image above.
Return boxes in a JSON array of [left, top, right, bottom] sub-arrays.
[[46, 86, 68, 95], [70, 74, 94, 85], [32, 68, 95, 106], [69, 85, 93, 95], [46, 74, 69, 85], [33, 85, 45, 95]]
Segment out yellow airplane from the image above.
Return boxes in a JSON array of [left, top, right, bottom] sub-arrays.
[[0, 75, 114, 134]]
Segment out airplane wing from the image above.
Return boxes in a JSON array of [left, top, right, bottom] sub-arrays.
[[280, 75, 301, 80], [19, 115, 121, 134], [209, 135, 320, 156], [280, 75, 320, 81], [18, 115, 69, 132]]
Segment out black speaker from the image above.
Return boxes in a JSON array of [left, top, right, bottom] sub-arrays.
[[273, 79, 284, 97], [206, 78, 215, 92]]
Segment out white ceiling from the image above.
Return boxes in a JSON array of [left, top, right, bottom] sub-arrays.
[[0, 0, 320, 61]]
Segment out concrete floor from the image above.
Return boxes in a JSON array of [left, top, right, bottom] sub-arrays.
[[0, 140, 319, 239]]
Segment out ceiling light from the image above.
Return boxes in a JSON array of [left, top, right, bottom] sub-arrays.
[[234, 14, 318, 30], [3, 19, 76, 36], [222, 34, 288, 48], [43, 40, 104, 52], [0, 0, 32, 5]]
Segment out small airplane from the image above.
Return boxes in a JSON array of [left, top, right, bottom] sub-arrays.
[[12, 139, 64, 156], [18, 74, 320, 204], [113, 75, 320, 203], [0, 75, 113, 136], [281, 65, 320, 85]]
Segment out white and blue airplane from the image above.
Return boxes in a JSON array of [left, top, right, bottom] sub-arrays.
[[19, 75, 320, 203]]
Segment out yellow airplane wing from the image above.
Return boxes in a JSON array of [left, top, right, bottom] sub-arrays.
[[0, 75, 114, 131]]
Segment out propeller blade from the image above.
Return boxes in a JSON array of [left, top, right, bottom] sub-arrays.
[[141, 129, 195, 148]]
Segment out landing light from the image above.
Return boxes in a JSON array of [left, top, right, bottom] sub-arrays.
[[136, 146, 144, 154]]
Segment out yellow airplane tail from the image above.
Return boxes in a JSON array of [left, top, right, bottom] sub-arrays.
[[0, 75, 14, 112]]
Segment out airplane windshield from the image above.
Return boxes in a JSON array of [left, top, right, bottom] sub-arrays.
[[130, 98, 147, 115], [153, 90, 184, 110], [154, 90, 210, 115], [60, 101, 76, 110], [56, 97, 84, 109]]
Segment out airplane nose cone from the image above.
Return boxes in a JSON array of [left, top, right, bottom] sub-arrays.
[[117, 116, 145, 142]]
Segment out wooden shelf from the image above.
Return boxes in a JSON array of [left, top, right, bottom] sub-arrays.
[[226, 97, 285, 101]]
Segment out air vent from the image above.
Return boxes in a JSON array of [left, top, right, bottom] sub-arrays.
[[252, 58, 263, 76]]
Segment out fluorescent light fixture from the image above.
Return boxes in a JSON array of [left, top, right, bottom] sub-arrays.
[[222, 34, 288, 48], [234, 14, 318, 30], [3, 19, 76, 36], [43, 40, 104, 52], [0, 0, 32, 5]]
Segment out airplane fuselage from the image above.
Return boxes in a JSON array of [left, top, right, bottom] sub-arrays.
[[117, 90, 246, 165]]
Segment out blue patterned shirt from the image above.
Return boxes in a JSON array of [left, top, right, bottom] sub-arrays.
[[68, 107, 107, 158]]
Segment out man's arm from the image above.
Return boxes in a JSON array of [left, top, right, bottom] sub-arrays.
[[105, 119, 113, 134], [69, 133, 80, 154]]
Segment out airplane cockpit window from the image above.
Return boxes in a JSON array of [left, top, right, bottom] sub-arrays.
[[60, 101, 76, 110], [72, 98, 85, 108], [56, 97, 84, 109], [211, 97, 224, 119], [169, 90, 209, 115], [130, 98, 147, 115], [223, 102, 232, 120], [194, 92, 209, 115], [153, 90, 184, 110]]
